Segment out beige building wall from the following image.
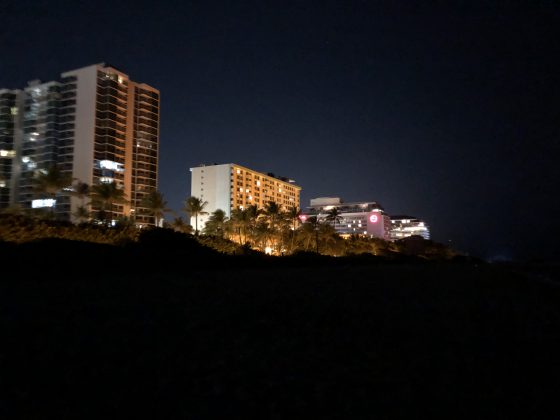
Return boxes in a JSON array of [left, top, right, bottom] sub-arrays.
[[62, 65, 98, 218], [230, 164, 300, 211]]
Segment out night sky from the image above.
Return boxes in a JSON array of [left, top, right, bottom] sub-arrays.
[[2, 1, 558, 260]]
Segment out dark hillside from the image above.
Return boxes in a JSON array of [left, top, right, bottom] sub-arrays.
[[1, 240, 559, 418]]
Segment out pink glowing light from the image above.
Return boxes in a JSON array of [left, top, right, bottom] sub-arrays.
[[369, 214, 378, 223], [299, 214, 308, 222]]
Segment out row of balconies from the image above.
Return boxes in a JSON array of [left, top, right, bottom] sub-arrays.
[[134, 103, 158, 114], [96, 103, 127, 118], [136, 109, 158, 120], [96, 111, 127, 126], [134, 125, 158, 136]]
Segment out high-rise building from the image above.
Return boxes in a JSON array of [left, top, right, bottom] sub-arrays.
[[389, 215, 430, 240], [0, 89, 23, 208], [190, 163, 302, 229], [0, 63, 160, 225], [301, 197, 392, 240]]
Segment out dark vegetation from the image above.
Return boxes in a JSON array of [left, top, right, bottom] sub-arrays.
[[1, 219, 559, 418], [0, 213, 457, 260]]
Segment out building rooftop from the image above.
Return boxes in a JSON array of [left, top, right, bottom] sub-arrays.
[[391, 215, 421, 220], [193, 162, 301, 188], [306, 200, 385, 214]]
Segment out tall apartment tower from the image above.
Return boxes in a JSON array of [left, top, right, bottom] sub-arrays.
[[190, 163, 302, 229], [0, 89, 23, 208], [0, 63, 160, 225]]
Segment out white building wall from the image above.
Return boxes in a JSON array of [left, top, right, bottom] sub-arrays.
[[62, 65, 98, 219], [190, 164, 232, 229]]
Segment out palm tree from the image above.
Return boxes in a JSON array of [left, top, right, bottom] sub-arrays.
[[307, 215, 322, 253], [70, 181, 90, 223], [34, 165, 73, 216], [263, 201, 283, 253], [318, 223, 339, 255], [140, 190, 170, 227], [71, 181, 90, 204], [245, 204, 261, 244], [90, 182, 128, 224], [170, 216, 193, 234], [286, 206, 301, 231], [229, 208, 250, 244], [297, 220, 317, 252], [252, 218, 272, 252], [325, 207, 343, 233], [184, 196, 208, 235], [264, 201, 281, 224], [72, 205, 90, 223], [203, 209, 228, 237], [286, 206, 301, 253]]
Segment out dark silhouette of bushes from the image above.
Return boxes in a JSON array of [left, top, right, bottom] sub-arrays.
[[0, 214, 137, 245], [197, 235, 250, 255], [396, 235, 458, 259], [0, 214, 459, 261]]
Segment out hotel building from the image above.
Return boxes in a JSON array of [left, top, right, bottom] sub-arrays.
[[0, 64, 160, 225], [190, 163, 301, 229], [301, 197, 392, 240], [389, 215, 430, 240]]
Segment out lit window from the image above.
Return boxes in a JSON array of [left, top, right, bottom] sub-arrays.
[[32, 199, 56, 208], [100, 160, 124, 172], [0, 150, 16, 158]]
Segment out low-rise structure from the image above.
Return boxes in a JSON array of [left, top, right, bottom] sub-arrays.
[[389, 215, 430, 240], [301, 197, 391, 240]]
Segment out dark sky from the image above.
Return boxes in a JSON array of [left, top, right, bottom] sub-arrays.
[[2, 1, 559, 260]]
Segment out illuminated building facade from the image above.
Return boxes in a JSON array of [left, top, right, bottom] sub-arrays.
[[0, 64, 160, 225], [0, 89, 23, 208], [389, 215, 430, 240], [301, 197, 392, 240], [190, 163, 301, 228]]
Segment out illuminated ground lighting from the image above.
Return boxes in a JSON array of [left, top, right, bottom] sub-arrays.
[[264, 246, 273, 255]]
